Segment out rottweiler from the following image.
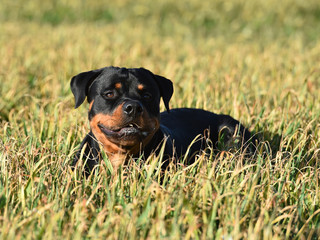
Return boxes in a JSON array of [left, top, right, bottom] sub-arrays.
[[71, 66, 256, 172]]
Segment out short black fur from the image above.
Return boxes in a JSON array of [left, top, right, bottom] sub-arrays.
[[71, 66, 257, 173]]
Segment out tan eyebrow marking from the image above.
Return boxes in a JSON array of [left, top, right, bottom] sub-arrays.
[[115, 83, 122, 89], [137, 84, 144, 91]]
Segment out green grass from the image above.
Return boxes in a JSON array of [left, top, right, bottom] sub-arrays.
[[1, 0, 320, 239]]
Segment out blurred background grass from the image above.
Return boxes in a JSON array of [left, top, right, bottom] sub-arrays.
[[0, 0, 320, 238], [2, 0, 320, 41]]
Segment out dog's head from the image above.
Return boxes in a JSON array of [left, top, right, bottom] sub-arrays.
[[71, 66, 173, 160]]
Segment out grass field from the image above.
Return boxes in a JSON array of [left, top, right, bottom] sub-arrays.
[[1, 0, 320, 239]]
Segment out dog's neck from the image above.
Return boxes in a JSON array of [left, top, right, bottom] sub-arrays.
[[139, 126, 174, 162], [94, 128, 168, 171]]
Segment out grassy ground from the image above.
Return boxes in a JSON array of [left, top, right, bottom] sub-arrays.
[[1, 0, 320, 239]]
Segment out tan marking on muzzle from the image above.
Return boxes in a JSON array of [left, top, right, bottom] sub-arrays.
[[89, 102, 160, 170]]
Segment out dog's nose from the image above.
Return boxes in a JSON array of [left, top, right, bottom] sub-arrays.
[[123, 101, 143, 117]]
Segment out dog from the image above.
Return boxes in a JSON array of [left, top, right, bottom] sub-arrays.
[[71, 66, 256, 172]]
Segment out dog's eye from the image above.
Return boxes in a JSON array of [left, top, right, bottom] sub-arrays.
[[104, 91, 115, 99], [142, 92, 152, 100]]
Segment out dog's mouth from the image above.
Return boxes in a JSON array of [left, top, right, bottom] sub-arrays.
[[98, 122, 150, 139]]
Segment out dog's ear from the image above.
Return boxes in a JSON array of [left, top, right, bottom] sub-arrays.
[[138, 68, 173, 112], [153, 74, 174, 112], [70, 69, 103, 109]]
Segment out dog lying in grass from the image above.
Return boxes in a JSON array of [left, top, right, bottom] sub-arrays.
[[71, 66, 257, 172]]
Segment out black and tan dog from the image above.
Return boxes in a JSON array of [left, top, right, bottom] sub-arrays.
[[71, 66, 256, 172]]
